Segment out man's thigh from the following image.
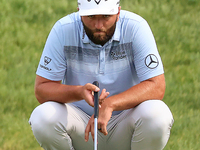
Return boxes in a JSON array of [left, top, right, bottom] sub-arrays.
[[101, 100, 173, 150], [65, 103, 94, 150], [29, 102, 94, 150]]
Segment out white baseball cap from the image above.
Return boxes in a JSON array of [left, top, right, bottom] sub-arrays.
[[78, 0, 120, 16]]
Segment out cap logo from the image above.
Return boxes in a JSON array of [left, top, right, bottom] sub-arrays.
[[95, 0, 101, 4], [87, 0, 108, 5]]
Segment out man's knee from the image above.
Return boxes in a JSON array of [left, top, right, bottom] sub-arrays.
[[130, 100, 174, 150], [134, 100, 174, 137], [29, 102, 68, 143]]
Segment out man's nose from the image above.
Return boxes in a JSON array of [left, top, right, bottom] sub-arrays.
[[94, 18, 103, 29]]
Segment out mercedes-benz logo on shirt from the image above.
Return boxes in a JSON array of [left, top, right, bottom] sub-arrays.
[[145, 54, 159, 69]]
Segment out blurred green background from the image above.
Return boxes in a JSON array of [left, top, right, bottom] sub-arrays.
[[0, 0, 199, 149]]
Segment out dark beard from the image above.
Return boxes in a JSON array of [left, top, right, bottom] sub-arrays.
[[82, 19, 117, 46]]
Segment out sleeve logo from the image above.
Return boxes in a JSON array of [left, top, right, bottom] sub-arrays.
[[44, 56, 52, 66], [145, 54, 159, 69], [39, 56, 52, 71]]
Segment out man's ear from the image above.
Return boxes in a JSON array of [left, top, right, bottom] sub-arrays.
[[77, 7, 79, 11], [117, 6, 121, 21]]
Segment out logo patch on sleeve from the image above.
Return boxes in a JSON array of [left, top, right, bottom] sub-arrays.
[[44, 56, 52, 66], [39, 56, 52, 71], [145, 54, 159, 69]]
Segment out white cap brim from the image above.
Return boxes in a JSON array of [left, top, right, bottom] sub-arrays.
[[79, 7, 119, 16]]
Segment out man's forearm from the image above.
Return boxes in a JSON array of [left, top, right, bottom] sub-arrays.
[[34, 75, 83, 104], [34, 75, 100, 105], [104, 74, 165, 111], [35, 82, 83, 104]]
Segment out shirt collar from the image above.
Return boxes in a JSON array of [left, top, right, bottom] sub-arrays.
[[112, 19, 121, 42], [81, 23, 90, 44], [81, 19, 121, 44]]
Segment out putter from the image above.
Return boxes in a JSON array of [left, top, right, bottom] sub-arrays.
[[93, 81, 99, 150]]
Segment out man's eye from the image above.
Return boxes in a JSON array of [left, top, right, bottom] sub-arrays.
[[103, 15, 110, 18], [88, 15, 94, 18]]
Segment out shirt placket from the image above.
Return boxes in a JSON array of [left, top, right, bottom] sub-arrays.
[[99, 47, 105, 74]]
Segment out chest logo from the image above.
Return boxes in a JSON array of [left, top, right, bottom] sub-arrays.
[[111, 50, 127, 60]]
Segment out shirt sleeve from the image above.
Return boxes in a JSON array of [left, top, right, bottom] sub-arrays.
[[36, 21, 66, 81], [132, 20, 164, 82]]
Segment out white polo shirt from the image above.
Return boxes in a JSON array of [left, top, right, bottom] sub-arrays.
[[36, 10, 164, 116]]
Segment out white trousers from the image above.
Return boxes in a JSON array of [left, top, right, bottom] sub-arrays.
[[29, 100, 174, 150]]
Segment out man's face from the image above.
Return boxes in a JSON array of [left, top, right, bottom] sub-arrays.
[[81, 9, 120, 46]]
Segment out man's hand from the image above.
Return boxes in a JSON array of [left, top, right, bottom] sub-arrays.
[[85, 105, 112, 141], [85, 89, 110, 141], [96, 104, 113, 135], [81, 83, 100, 107]]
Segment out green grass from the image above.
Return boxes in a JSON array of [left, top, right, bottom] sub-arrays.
[[0, 0, 199, 149]]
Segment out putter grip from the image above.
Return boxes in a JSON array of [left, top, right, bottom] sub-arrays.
[[93, 81, 99, 119]]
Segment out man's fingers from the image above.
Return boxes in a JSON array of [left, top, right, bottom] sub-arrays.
[[91, 123, 95, 141], [98, 124, 101, 130], [85, 83, 100, 92], [99, 89, 110, 105], [99, 89, 109, 98], [85, 115, 95, 142], [82, 83, 100, 107], [101, 125, 108, 135], [85, 124, 90, 142], [85, 123, 95, 142], [98, 123, 108, 135]]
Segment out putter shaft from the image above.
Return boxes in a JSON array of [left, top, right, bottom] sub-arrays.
[[93, 81, 99, 150]]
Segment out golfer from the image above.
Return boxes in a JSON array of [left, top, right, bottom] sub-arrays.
[[29, 0, 174, 149]]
